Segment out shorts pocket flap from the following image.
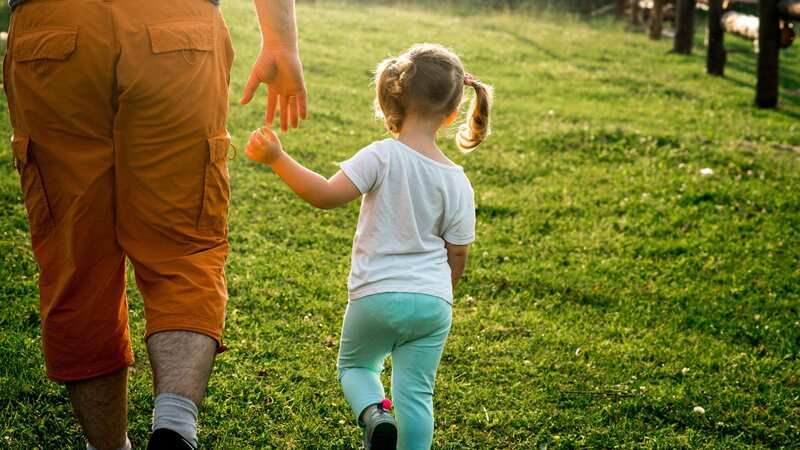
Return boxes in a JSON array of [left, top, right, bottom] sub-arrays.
[[148, 21, 214, 54], [11, 134, 30, 167], [15, 28, 78, 62], [208, 135, 231, 162]]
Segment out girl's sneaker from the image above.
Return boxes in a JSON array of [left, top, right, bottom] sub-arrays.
[[360, 399, 397, 450]]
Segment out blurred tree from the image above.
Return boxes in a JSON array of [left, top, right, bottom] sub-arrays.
[[649, 0, 665, 39], [632, 0, 642, 24], [756, 0, 779, 107], [673, 0, 696, 53], [706, 0, 726, 75], [616, 0, 627, 18]]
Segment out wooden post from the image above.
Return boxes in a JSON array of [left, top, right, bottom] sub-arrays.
[[707, 0, 726, 75], [617, 0, 627, 18], [650, 0, 665, 39], [584, 0, 594, 18], [674, 0, 697, 53], [632, 0, 642, 25], [757, 0, 780, 108]]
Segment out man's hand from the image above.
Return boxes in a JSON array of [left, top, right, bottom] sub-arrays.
[[240, 48, 308, 133]]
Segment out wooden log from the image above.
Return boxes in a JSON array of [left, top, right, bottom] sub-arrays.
[[592, 3, 618, 16], [707, 0, 727, 75], [779, 0, 800, 20], [722, 11, 760, 40], [650, 0, 665, 39], [757, 0, 780, 107], [674, 0, 697, 53]]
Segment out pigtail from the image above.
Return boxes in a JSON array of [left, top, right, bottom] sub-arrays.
[[456, 78, 494, 152], [374, 57, 417, 134]]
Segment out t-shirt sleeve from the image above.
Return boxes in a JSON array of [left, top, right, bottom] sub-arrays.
[[339, 144, 385, 194], [443, 183, 476, 245]]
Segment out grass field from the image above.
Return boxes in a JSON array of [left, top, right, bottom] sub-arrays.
[[1, 1, 799, 448]]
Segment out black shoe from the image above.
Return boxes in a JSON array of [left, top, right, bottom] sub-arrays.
[[147, 428, 197, 450], [360, 399, 397, 450]]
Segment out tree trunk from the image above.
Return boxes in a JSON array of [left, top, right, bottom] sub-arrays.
[[674, 0, 697, 53], [650, 0, 665, 40], [617, 0, 627, 18], [584, 0, 594, 18], [707, 0, 726, 75], [632, 0, 642, 25], [757, 0, 780, 108]]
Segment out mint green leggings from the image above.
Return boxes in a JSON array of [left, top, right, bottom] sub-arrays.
[[337, 292, 452, 450]]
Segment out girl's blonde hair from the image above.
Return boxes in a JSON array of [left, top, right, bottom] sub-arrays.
[[374, 43, 493, 152]]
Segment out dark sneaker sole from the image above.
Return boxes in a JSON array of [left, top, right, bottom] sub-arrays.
[[147, 428, 196, 450], [370, 421, 397, 450]]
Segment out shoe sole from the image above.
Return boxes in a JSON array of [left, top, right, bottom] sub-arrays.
[[370, 422, 398, 450]]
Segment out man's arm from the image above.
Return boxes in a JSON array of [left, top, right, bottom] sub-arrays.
[[446, 242, 470, 291], [240, 0, 308, 132], [255, 0, 298, 51]]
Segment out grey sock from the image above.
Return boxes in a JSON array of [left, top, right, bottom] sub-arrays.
[[152, 393, 199, 447], [87, 436, 131, 450]]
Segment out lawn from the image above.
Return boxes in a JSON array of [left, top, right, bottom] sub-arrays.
[[1, 1, 799, 448]]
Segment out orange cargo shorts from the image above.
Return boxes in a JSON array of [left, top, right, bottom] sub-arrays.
[[4, 0, 235, 382]]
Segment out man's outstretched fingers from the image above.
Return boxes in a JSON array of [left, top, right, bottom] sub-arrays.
[[279, 95, 289, 133], [266, 91, 278, 127], [289, 97, 299, 129], [240, 72, 261, 105], [297, 95, 308, 120]]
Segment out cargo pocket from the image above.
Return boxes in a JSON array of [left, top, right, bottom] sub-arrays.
[[14, 27, 78, 75], [148, 20, 214, 65], [198, 134, 231, 235], [12, 135, 54, 237]]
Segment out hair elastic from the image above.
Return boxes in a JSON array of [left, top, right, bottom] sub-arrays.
[[463, 73, 476, 86]]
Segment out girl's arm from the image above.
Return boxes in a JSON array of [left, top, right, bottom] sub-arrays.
[[246, 128, 361, 209], [445, 242, 470, 291]]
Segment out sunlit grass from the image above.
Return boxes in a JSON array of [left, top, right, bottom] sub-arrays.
[[1, 1, 798, 448]]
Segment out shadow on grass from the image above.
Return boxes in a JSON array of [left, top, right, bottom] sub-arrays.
[[488, 24, 706, 103], [484, 24, 567, 64], [714, 73, 800, 120]]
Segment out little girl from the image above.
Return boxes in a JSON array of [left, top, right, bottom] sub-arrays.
[[246, 43, 493, 450]]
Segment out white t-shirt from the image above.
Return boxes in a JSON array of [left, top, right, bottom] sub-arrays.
[[339, 138, 476, 303]]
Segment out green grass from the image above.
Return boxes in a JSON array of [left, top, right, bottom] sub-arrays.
[[2, 1, 799, 448]]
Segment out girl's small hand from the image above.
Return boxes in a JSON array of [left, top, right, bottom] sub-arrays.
[[246, 127, 284, 165]]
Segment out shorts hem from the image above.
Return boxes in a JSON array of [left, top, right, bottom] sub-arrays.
[[47, 355, 134, 384], [145, 322, 225, 352]]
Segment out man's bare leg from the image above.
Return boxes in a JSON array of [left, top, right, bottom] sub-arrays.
[[147, 331, 217, 405], [66, 368, 129, 450], [146, 331, 216, 448]]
